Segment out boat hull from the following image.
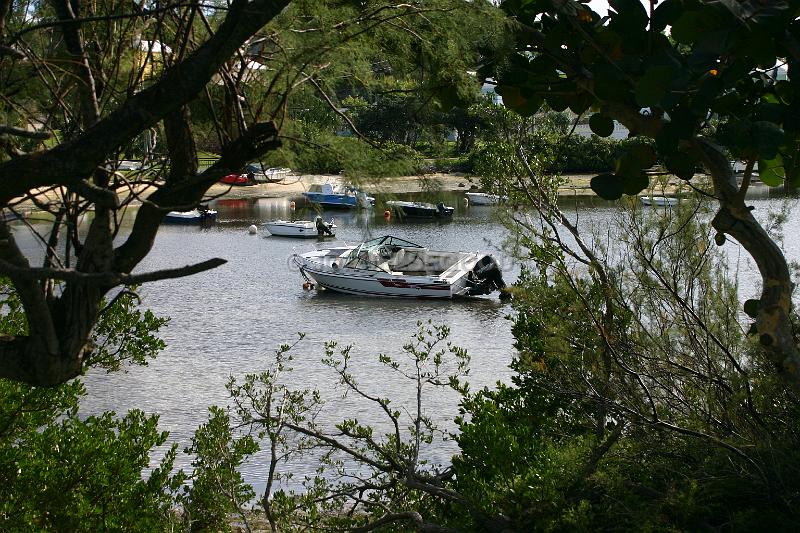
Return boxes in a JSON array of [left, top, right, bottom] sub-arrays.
[[386, 201, 454, 218], [292, 236, 507, 299], [163, 209, 217, 224], [303, 192, 358, 208], [263, 221, 334, 238], [300, 266, 462, 298], [640, 196, 678, 207], [465, 192, 501, 205]]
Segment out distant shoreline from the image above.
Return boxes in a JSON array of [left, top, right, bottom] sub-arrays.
[[9, 171, 689, 213], [206, 172, 610, 201]]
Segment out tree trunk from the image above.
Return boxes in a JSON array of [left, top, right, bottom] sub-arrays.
[[693, 137, 800, 390]]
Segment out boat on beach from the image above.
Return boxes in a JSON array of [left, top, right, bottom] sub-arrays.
[[302, 183, 374, 209], [263, 218, 336, 238], [245, 164, 291, 183], [293, 235, 507, 298], [640, 196, 679, 207], [163, 208, 218, 224], [385, 200, 454, 218]]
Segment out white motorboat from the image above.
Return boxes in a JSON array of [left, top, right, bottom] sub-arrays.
[[465, 192, 503, 206], [292, 235, 507, 298], [163, 208, 217, 224], [640, 196, 679, 207], [263, 218, 336, 238]]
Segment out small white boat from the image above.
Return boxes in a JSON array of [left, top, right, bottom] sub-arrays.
[[263, 218, 336, 238], [465, 192, 503, 205], [640, 196, 679, 207], [163, 208, 217, 224], [293, 235, 507, 298]]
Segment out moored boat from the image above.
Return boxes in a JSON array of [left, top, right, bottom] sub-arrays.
[[385, 200, 454, 218], [640, 196, 679, 207], [465, 192, 503, 206], [163, 208, 218, 224], [302, 183, 374, 209], [292, 235, 507, 298], [263, 218, 336, 238]]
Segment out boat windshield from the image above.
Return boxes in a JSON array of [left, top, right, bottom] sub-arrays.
[[342, 236, 423, 271]]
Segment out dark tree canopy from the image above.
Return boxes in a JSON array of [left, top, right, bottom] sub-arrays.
[[0, 0, 495, 386], [484, 0, 800, 388]]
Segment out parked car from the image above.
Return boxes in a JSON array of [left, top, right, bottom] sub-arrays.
[[220, 173, 250, 186]]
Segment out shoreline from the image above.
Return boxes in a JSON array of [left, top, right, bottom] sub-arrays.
[[8, 172, 690, 213], [204, 171, 687, 202]]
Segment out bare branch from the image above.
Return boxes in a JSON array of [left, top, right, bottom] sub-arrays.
[[0, 257, 227, 285]]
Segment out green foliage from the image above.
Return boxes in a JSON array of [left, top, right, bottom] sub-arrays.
[[0, 280, 181, 530], [0, 397, 181, 530], [264, 120, 423, 177], [89, 291, 170, 372], [469, 99, 658, 186], [487, 0, 800, 193], [448, 200, 800, 530], [181, 406, 258, 532], [210, 322, 472, 531]]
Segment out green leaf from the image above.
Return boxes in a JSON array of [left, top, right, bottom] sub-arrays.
[[743, 299, 759, 318], [751, 121, 784, 159], [665, 155, 696, 181], [590, 173, 624, 200], [627, 144, 657, 169], [495, 85, 543, 116], [758, 155, 785, 186], [546, 94, 569, 112], [651, 0, 683, 31], [622, 171, 649, 195], [671, 11, 706, 44], [656, 124, 681, 153], [593, 74, 631, 102], [635, 66, 674, 107], [589, 113, 615, 137]]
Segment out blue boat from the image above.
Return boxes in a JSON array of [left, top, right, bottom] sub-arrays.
[[302, 183, 374, 209]]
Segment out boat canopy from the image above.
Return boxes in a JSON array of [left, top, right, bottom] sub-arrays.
[[343, 236, 424, 271]]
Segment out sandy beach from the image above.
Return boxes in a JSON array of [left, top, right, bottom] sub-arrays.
[[204, 171, 673, 201]]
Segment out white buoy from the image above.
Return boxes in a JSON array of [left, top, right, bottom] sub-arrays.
[[248, 224, 257, 234]]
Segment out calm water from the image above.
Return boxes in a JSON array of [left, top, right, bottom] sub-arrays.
[[78, 191, 531, 490], [15, 186, 800, 493]]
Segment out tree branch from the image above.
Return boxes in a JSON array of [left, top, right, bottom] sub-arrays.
[[0, 257, 227, 285]]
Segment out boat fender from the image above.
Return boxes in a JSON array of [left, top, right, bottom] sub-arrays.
[[248, 225, 258, 234], [332, 262, 339, 269]]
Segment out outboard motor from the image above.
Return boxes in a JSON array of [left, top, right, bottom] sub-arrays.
[[466, 255, 509, 298], [315, 216, 333, 236]]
